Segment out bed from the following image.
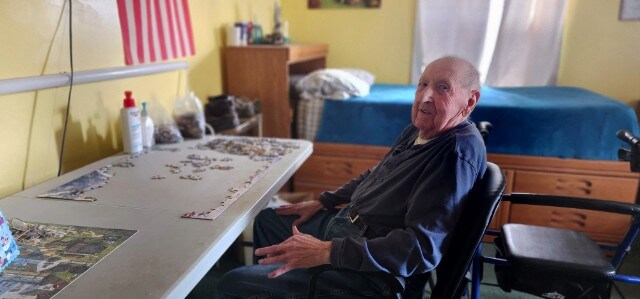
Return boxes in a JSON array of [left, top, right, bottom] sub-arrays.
[[292, 82, 640, 244]]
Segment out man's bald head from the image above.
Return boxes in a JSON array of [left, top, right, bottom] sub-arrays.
[[430, 56, 480, 92]]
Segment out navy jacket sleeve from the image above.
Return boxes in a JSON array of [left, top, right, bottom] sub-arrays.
[[329, 146, 481, 276], [317, 168, 373, 209]]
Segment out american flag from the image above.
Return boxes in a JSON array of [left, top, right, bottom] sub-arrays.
[[117, 0, 195, 65]]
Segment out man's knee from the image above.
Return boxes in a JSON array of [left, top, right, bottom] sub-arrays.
[[217, 265, 276, 298], [253, 208, 283, 238], [254, 208, 278, 228], [217, 267, 252, 298]]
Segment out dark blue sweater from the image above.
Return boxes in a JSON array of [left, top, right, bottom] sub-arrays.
[[318, 120, 487, 278]]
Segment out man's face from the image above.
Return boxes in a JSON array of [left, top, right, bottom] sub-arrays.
[[412, 59, 472, 140]]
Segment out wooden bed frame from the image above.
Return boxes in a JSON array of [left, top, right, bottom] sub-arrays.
[[223, 43, 639, 245], [293, 142, 639, 244]]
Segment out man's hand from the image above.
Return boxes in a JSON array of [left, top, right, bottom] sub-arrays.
[[275, 200, 324, 227], [255, 226, 331, 278]]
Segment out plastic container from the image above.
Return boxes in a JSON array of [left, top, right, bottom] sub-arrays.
[[152, 100, 183, 144], [141, 101, 155, 149], [120, 91, 143, 154], [173, 92, 206, 139]]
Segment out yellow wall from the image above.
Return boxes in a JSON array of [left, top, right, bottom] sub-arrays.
[[0, 0, 275, 198], [558, 0, 640, 105], [282, 0, 416, 84]]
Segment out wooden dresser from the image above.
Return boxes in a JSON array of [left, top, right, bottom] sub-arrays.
[[294, 143, 639, 244], [224, 44, 329, 138]]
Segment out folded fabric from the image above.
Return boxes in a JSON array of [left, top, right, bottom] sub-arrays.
[[338, 68, 376, 86], [296, 68, 370, 100]]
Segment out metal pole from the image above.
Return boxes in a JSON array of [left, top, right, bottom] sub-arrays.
[[0, 61, 188, 96]]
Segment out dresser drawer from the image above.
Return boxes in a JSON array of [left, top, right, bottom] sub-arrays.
[[509, 171, 636, 243], [296, 155, 378, 186], [509, 204, 630, 244], [294, 181, 341, 199], [513, 171, 636, 202]]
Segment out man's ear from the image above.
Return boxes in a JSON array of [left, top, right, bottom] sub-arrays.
[[464, 90, 480, 116]]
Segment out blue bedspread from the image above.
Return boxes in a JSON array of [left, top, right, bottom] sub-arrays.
[[315, 84, 640, 161]]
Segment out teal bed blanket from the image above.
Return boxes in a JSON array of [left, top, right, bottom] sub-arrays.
[[314, 84, 640, 161]]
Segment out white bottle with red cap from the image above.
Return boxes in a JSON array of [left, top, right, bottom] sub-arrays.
[[120, 91, 143, 154]]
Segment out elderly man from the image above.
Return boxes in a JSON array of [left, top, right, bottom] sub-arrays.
[[217, 56, 486, 298]]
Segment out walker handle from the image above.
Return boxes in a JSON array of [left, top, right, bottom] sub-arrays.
[[617, 130, 640, 146], [617, 130, 640, 172]]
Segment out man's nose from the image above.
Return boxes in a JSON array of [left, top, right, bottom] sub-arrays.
[[419, 89, 434, 103]]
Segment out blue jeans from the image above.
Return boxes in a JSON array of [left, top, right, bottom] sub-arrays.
[[216, 205, 396, 298]]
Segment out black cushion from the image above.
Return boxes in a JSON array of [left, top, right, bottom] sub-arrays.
[[502, 223, 615, 276]]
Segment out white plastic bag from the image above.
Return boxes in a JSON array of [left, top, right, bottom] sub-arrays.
[[150, 101, 183, 144], [173, 91, 206, 139]]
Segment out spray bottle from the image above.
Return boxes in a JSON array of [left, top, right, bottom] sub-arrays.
[[120, 91, 143, 154], [141, 101, 155, 149]]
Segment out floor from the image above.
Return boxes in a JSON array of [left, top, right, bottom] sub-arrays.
[[189, 237, 640, 299], [186, 241, 244, 299]]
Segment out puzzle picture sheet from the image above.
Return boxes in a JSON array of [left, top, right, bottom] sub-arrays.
[[37, 138, 304, 220], [0, 222, 135, 298]]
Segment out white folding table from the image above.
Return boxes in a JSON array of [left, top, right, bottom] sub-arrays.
[[0, 137, 312, 298]]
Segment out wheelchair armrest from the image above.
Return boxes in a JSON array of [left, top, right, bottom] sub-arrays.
[[503, 193, 640, 216]]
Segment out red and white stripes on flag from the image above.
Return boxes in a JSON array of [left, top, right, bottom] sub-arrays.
[[117, 0, 195, 65]]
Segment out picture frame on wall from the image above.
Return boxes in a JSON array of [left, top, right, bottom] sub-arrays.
[[620, 0, 640, 21], [309, 0, 381, 9]]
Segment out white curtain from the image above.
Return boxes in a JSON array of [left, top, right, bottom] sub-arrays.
[[484, 0, 567, 86], [411, 0, 492, 83], [412, 0, 567, 87]]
